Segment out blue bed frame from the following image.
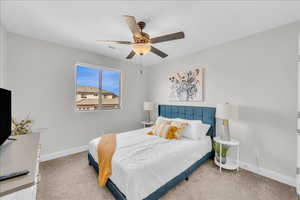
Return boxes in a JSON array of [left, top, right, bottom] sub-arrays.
[[88, 105, 216, 200]]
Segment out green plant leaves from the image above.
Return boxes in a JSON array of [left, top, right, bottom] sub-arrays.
[[213, 142, 229, 157]]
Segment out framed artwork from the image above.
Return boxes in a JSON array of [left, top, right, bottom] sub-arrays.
[[168, 68, 204, 102]]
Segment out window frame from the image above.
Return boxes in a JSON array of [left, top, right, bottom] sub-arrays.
[[74, 62, 123, 112]]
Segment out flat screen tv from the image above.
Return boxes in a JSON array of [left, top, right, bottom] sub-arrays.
[[0, 88, 11, 146]]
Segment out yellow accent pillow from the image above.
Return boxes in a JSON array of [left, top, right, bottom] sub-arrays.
[[166, 126, 178, 140], [169, 121, 188, 139], [147, 131, 155, 135], [158, 124, 172, 138]]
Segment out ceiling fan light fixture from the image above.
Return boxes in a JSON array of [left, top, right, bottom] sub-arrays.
[[132, 43, 151, 55], [97, 16, 183, 59]]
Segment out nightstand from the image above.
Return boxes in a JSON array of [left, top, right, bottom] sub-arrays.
[[141, 121, 154, 128], [213, 136, 240, 172]]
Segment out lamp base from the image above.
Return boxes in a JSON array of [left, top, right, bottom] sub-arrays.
[[222, 119, 231, 141], [145, 111, 151, 123]]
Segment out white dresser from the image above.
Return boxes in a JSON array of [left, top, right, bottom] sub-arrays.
[[0, 133, 40, 200]]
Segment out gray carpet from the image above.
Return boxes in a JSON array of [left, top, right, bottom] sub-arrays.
[[37, 152, 298, 200]]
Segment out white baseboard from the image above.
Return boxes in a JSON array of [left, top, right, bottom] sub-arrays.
[[239, 161, 296, 187], [39, 145, 296, 187], [40, 145, 88, 162]]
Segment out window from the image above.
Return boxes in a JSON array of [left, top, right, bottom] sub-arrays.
[[75, 63, 121, 111]]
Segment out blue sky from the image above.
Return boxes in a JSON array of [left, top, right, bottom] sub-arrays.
[[76, 65, 120, 96]]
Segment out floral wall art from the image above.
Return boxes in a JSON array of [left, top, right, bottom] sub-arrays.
[[168, 68, 204, 102]]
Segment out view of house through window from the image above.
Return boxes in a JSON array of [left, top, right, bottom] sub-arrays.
[[75, 64, 121, 111]]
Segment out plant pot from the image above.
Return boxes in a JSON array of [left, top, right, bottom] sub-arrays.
[[216, 155, 227, 164]]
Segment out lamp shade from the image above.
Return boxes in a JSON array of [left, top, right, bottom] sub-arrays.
[[216, 103, 239, 120], [144, 102, 154, 111]]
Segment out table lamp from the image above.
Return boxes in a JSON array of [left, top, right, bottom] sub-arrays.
[[216, 103, 239, 141], [144, 102, 154, 122]]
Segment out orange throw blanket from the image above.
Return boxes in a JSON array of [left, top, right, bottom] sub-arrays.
[[97, 133, 116, 187]]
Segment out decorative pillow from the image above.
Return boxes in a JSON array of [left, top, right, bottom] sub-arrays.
[[147, 123, 180, 140], [169, 121, 188, 139], [155, 116, 174, 125], [147, 121, 170, 136], [157, 125, 179, 140], [147, 131, 155, 136], [183, 120, 201, 140], [166, 126, 178, 140], [198, 123, 211, 139], [158, 124, 172, 138], [174, 118, 210, 140]]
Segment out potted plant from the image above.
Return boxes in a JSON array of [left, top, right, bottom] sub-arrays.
[[11, 114, 33, 136], [213, 142, 229, 164]]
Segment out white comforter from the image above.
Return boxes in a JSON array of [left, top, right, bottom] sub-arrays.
[[89, 128, 211, 200]]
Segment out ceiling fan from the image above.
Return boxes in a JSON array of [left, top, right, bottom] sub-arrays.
[[96, 15, 185, 59]]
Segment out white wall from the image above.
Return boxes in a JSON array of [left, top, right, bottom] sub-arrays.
[[147, 22, 300, 178], [297, 31, 300, 194], [0, 24, 7, 88], [0, 1, 3, 88], [6, 33, 147, 156]]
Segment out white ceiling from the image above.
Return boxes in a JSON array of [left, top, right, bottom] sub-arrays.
[[1, 1, 300, 66]]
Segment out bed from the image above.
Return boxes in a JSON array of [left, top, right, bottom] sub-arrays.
[[88, 105, 216, 200]]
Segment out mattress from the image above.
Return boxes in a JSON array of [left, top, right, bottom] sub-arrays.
[[89, 128, 212, 200]]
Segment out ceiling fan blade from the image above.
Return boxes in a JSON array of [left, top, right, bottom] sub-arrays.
[[124, 15, 141, 36], [150, 46, 168, 58], [96, 40, 132, 45], [126, 51, 135, 59], [150, 31, 185, 44]]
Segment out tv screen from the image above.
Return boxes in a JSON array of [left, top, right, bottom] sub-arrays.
[[0, 88, 11, 146]]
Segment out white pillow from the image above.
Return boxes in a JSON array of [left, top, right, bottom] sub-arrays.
[[175, 118, 202, 123], [155, 116, 175, 125], [175, 118, 211, 140], [198, 123, 211, 139]]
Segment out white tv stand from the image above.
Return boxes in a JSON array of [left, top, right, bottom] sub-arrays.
[[0, 133, 40, 200]]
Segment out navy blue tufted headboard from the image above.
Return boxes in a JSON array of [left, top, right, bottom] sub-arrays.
[[158, 105, 216, 137]]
